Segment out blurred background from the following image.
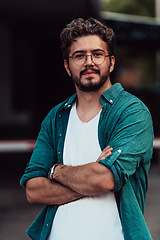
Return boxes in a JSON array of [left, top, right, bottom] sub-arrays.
[[0, 0, 160, 239]]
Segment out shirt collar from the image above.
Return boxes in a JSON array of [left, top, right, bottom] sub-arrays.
[[100, 83, 124, 105], [61, 83, 124, 110], [61, 93, 77, 110]]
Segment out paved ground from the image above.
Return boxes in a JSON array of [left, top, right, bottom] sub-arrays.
[[144, 160, 160, 239], [0, 153, 160, 240]]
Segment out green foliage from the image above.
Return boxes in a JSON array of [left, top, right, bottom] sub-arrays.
[[101, 0, 155, 17]]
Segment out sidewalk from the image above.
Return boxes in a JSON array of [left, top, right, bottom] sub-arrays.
[[144, 161, 160, 239]]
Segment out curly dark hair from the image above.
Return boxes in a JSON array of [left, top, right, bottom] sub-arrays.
[[60, 17, 115, 60]]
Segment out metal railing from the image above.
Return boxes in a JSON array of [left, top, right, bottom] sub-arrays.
[[0, 138, 160, 153]]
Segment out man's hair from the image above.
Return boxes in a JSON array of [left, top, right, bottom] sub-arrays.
[[60, 17, 115, 60]]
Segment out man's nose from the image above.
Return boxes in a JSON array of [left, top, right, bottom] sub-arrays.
[[85, 55, 94, 66]]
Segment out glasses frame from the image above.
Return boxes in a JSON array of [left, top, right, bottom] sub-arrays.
[[68, 50, 110, 66]]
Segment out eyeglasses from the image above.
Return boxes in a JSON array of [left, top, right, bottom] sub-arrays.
[[69, 50, 110, 66]]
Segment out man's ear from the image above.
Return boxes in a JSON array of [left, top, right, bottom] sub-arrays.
[[109, 56, 115, 73], [64, 59, 71, 76]]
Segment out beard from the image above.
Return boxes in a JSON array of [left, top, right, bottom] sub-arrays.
[[70, 67, 110, 92]]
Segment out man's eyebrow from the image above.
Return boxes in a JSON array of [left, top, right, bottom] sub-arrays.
[[92, 49, 105, 53], [72, 50, 86, 55], [73, 49, 105, 55]]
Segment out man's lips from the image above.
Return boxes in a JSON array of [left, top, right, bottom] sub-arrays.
[[80, 68, 100, 77], [83, 71, 96, 75]]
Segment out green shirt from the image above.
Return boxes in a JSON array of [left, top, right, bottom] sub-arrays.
[[20, 83, 154, 240]]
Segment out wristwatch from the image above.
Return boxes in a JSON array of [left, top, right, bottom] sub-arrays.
[[49, 164, 59, 181]]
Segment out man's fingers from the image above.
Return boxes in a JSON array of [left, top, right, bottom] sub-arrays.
[[101, 149, 112, 159], [96, 146, 113, 162]]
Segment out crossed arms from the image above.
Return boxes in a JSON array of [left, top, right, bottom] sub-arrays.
[[26, 146, 114, 206]]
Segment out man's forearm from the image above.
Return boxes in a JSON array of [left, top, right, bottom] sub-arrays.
[[26, 177, 84, 206], [52, 162, 115, 196], [26, 147, 114, 205]]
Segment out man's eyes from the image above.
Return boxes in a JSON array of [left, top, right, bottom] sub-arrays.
[[74, 54, 84, 59], [93, 52, 103, 57], [74, 52, 104, 59]]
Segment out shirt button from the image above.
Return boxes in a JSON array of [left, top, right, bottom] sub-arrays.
[[110, 100, 113, 103], [46, 224, 49, 227], [68, 104, 71, 107], [65, 103, 67, 106], [59, 133, 62, 137], [58, 151, 61, 155], [58, 115, 61, 118], [118, 149, 121, 153]]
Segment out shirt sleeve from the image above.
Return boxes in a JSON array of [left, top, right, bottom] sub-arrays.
[[99, 103, 154, 192], [20, 112, 57, 188]]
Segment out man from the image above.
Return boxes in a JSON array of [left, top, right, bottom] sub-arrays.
[[20, 18, 154, 240]]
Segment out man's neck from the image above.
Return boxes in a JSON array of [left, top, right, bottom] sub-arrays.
[[75, 80, 112, 123]]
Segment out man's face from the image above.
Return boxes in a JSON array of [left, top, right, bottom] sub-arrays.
[[64, 35, 115, 92]]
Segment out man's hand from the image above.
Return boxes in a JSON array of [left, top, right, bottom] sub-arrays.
[[96, 146, 113, 162]]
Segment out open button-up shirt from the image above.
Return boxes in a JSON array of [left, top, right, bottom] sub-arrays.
[[20, 83, 154, 240]]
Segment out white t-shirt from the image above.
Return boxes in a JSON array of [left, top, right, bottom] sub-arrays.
[[48, 102, 124, 240]]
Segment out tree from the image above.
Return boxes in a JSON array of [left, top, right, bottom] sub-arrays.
[[101, 0, 155, 17]]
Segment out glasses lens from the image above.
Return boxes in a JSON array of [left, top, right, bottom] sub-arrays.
[[73, 53, 85, 66], [92, 51, 105, 65]]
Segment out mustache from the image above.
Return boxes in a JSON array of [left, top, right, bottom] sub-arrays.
[[80, 68, 100, 77]]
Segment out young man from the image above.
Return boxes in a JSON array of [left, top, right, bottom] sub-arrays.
[[20, 18, 154, 240]]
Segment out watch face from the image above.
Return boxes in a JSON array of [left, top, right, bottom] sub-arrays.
[[49, 164, 58, 180], [49, 166, 54, 180], [51, 166, 54, 174]]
